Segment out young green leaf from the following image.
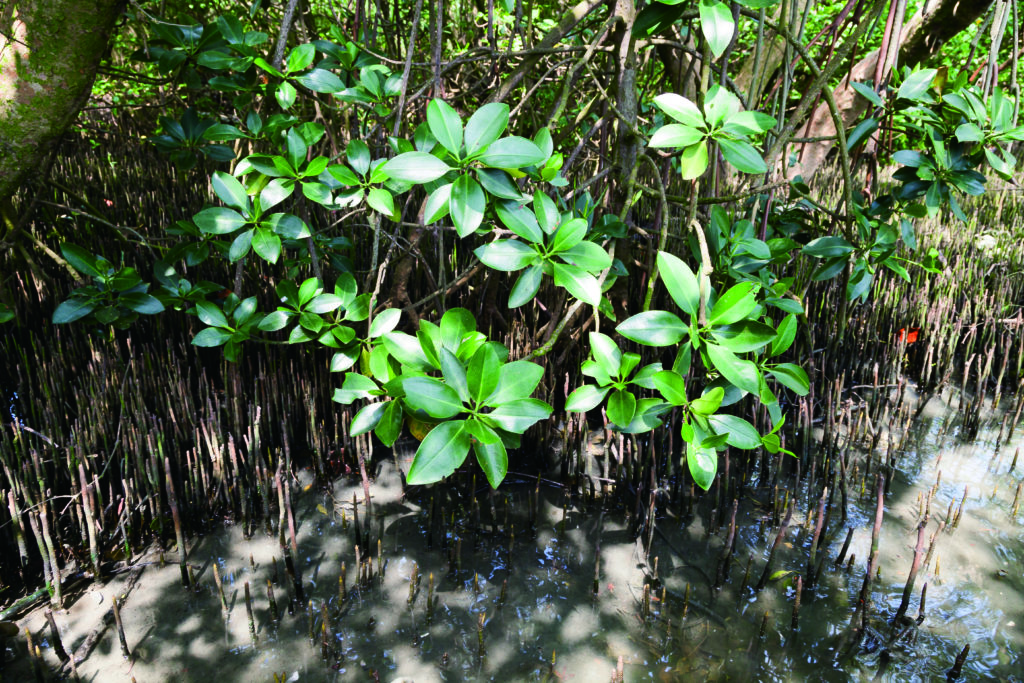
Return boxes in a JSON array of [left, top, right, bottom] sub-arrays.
[[381, 152, 451, 183], [589, 332, 622, 379], [350, 402, 387, 436], [706, 342, 760, 394], [478, 137, 546, 168], [486, 398, 552, 433], [508, 264, 544, 308], [486, 361, 544, 406], [607, 389, 637, 427], [406, 420, 471, 485], [565, 385, 611, 412], [475, 240, 537, 272], [686, 439, 717, 491], [211, 171, 251, 212], [451, 174, 486, 237], [708, 282, 757, 325], [465, 103, 510, 155], [553, 263, 601, 306], [402, 377, 465, 419], [467, 343, 500, 404], [653, 93, 705, 128], [617, 310, 687, 346], [699, 0, 734, 59], [657, 251, 700, 316], [427, 99, 463, 156]]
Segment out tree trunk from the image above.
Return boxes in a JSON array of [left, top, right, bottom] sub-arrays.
[[0, 0, 124, 204], [790, 0, 994, 181]]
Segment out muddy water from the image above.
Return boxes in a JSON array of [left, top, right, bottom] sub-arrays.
[[4, 387, 1023, 681]]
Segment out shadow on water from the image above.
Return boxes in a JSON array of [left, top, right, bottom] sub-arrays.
[[4, 387, 1024, 682]]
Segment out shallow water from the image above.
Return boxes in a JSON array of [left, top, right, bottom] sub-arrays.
[[5, 387, 1023, 682]]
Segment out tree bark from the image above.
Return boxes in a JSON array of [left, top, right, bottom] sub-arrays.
[[790, 0, 994, 181], [0, 0, 124, 204]]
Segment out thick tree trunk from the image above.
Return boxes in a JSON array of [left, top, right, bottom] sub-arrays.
[[0, 0, 123, 204], [790, 0, 994, 181]]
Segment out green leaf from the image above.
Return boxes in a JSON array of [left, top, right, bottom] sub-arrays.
[[769, 363, 810, 395], [699, 0, 734, 59], [706, 342, 760, 394], [406, 420, 471, 485], [228, 228, 254, 262], [722, 110, 776, 135], [846, 117, 878, 150], [193, 327, 233, 347], [285, 128, 307, 171], [60, 244, 102, 278], [850, 81, 884, 108], [553, 263, 601, 306], [52, 298, 97, 324], [559, 241, 612, 271], [649, 124, 703, 148], [476, 168, 524, 200], [424, 183, 452, 223], [486, 361, 544, 405], [617, 310, 687, 346], [402, 377, 465, 419], [475, 240, 536, 272], [550, 217, 587, 254], [679, 141, 710, 179], [195, 300, 230, 328], [195, 207, 246, 235], [657, 251, 699, 316], [252, 227, 282, 263], [465, 103, 510, 155], [803, 236, 854, 258], [294, 68, 345, 93], [707, 414, 761, 449], [346, 140, 371, 176], [495, 200, 543, 243], [565, 384, 611, 412], [708, 281, 757, 325], [440, 308, 476, 351], [468, 344, 501, 404], [350, 402, 387, 436], [375, 400, 404, 447], [366, 187, 395, 217], [275, 81, 296, 109], [427, 99, 463, 156], [771, 313, 798, 357], [485, 398, 552, 433], [451, 174, 486, 237], [478, 136, 546, 168], [368, 308, 401, 338], [718, 138, 767, 174], [381, 331, 433, 371], [711, 319, 776, 353], [896, 68, 937, 101], [120, 293, 164, 315], [652, 370, 686, 405], [211, 171, 250, 212], [589, 332, 621, 379], [653, 93, 704, 128], [686, 439, 717, 491], [690, 386, 724, 415], [439, 348, 470, 403], [508, 264, 544, 308], [382, 152, 451, 183], [472, 430, 508, 489], [607, 389, 637, 427], [259, 310, 292, 331]]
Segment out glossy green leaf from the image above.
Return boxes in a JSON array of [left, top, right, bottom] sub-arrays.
[[653, 370, 687, 406], [771, 313, 798, 357], [193, 327, 233, 347], [366, 187, 395, 217], [486, 398, 552, 433], [475, 240, 536, 271], [718, 138, 768, 174], [711, 320, 776, 352], [679, 141, 709, 179], [211, 171, 250, 212], [427, 99, 463, 156], [803, 236, 855, 258], [690, 386, 724, 415], [195, 300, 230, 328], [649, 124, 703, 148], [553, 263, 601, 306], [708, 282, 757, 325], [465, 103, 510, 155], [478, 136, 545, 168], [52, 298, 97, 324], [439, 348, 470, 403], [559, 241, 611, 272], [472, 430, 508, 489], [60, 244, 102, 278], [550, 218, 587, 253], [375, 400, 404, 447], [686, 439, 717, 491], [406, 420, 471, 485], [382, 152, 451, 183], [476, 168, 523, 200], [195, 207, 246, 235], [451, 174, 486, 237], [706, 342, 760, 394], [402, 377, 464, 419], [252, 227, 281, 263], [653, 93, 704, 128], [607, 389, 637, 427], [368, 308, 401, 338], [699, 0, 734, 59], [486, 361, 544, 406], [508, 264, 544, 308], [440, 308, 476, 352], [896, 68, 937, 101], [589, 332, 621, 379], [617, 310, 687, 346], [350, 402, 387, 436], [657, 251, 700, 316], [381, 331, 433, 371], [468, 343, 501, 404], [495, 200, 543, 243], [707, 414, 761, 449], [565, 385, 611, 412], [769, 363, 810, 395]]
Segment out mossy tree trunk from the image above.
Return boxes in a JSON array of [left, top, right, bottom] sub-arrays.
[[0, 0, 124, 205]]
